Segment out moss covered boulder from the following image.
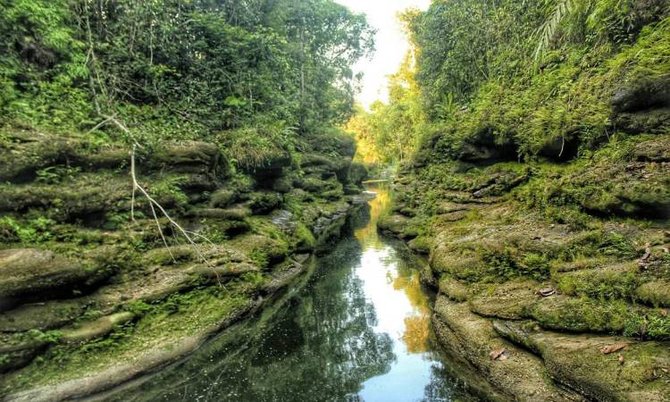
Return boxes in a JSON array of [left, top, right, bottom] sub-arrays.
[[494, 321, 670, 401], [0, 249, 114, 301], [432, 296, 583, 401]]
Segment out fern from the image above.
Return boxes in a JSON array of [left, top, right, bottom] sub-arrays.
[[534, 0, 576, 60]]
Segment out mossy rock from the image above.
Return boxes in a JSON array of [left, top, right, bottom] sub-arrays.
[[188, 261, 259, 280], [248, 192, 283, 215], [0, 299, 89, 332], [187, 206, 250, 221], [562, 152, 670, 219], [468, 280, 542, 320], [151, 141, 228, 177], [348, 162, 368, 185], [377, 214, 419, 240], [430, 249, 484, 282], [494, 320, 670, 401], [271, 176, 293, 194], [555, 262, 641, 301], [239, 151, 291, 181], [636, 280, 670, 307], [142, 245, 200, 267], [529, 295, 631, 334], [230, 234, 290, 269], [294, 223, 316, 252], [75, 147, 129, 170], [0, 249, 115, 300], [0, 131, 82, 183], [60, 312, 135, 344], [321, 188, 344, 201], [432, 296, 580, 400], [209, 189, 238, 208], [436, 202, 472, 214], [142, 244, 248, 268], [633, 135, 670, 162], [208, 219, 250, 237], [343, 184, 362, 195], [305, 130, 356, 158], [298, 154, 351, 184], [0, 174, 131, 219], [612, 76, 670, 114], [456, 129, 518, 163], [615, 108, 670, 134], [295, 176, 336, 194], [0, 335, 48, 373], [300, 153, 342, 170], [407, 236, 431, 254], [438, 276, 471, 302]]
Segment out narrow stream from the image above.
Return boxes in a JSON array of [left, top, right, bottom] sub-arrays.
[[103, 183, 477, 402]]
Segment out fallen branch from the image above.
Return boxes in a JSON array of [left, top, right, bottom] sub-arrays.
[[130, 143, 220, 285], [89, 113, 222, 286]]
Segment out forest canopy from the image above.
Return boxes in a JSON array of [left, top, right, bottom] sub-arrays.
[[0, 0, 374, 148], [347, 0, 669, 165]]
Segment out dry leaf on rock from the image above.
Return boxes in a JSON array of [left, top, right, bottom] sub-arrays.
[[489, 347, 507, 361], [600, 343, 627, 354]]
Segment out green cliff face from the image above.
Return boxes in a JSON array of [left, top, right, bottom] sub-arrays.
[[376, 0, 670, 400], [0, 0, 373, 398], [0, 126, 369, 398]]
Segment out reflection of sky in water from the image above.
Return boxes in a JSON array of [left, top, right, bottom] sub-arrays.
[[353, 184, 441, 401], [357, 247, 437, 402], [102, 182, 470, 402]]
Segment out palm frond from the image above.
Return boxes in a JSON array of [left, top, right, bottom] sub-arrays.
[[534, 0, 575, 60]]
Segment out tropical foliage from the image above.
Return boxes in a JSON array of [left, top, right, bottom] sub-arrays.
[[0, 0, 374, 148], [348, 0, 669, 165]]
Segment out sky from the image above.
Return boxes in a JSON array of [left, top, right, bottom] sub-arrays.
[[334, 0, 431, 108]]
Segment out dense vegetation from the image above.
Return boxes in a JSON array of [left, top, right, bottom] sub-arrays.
[[0, 0, 374, 157], [0, 1, 375, 397], [351, 0, 669, 164], [373, 0, 670, 398]]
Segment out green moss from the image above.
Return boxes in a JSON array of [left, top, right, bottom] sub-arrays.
[[218, 124, 293, 170], [636, 281, 670, 307], [480, 248, 550, 282], [438, 276, 471, 302], [0, 286, 254, 393], [530, 296, 632, 333], [149, 175, 189, 207], [294, 223, 316, 250], [556, 262, 640, 300], [530, 296, 670, 339], [514, 135, 670, 220]]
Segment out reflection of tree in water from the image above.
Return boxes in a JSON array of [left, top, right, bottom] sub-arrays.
[[354, 183, 391, 249], [106, 237, 395, 402], [102, 183, 478, 402], [381, 245, 432, 355], [421, 359, 482, 402], [236, 238, 395, 401], [391, 257, 430, 313], [402, 316, 430, 354]]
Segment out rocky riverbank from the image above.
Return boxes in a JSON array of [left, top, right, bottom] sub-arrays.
[[379, 76, 670, 401], [0, 128, 367, 401]]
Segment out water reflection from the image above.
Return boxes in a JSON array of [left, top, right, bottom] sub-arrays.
[[104, 183, 474, 402]]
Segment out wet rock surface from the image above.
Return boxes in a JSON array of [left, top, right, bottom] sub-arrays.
[[433, 297, 585, 401]]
